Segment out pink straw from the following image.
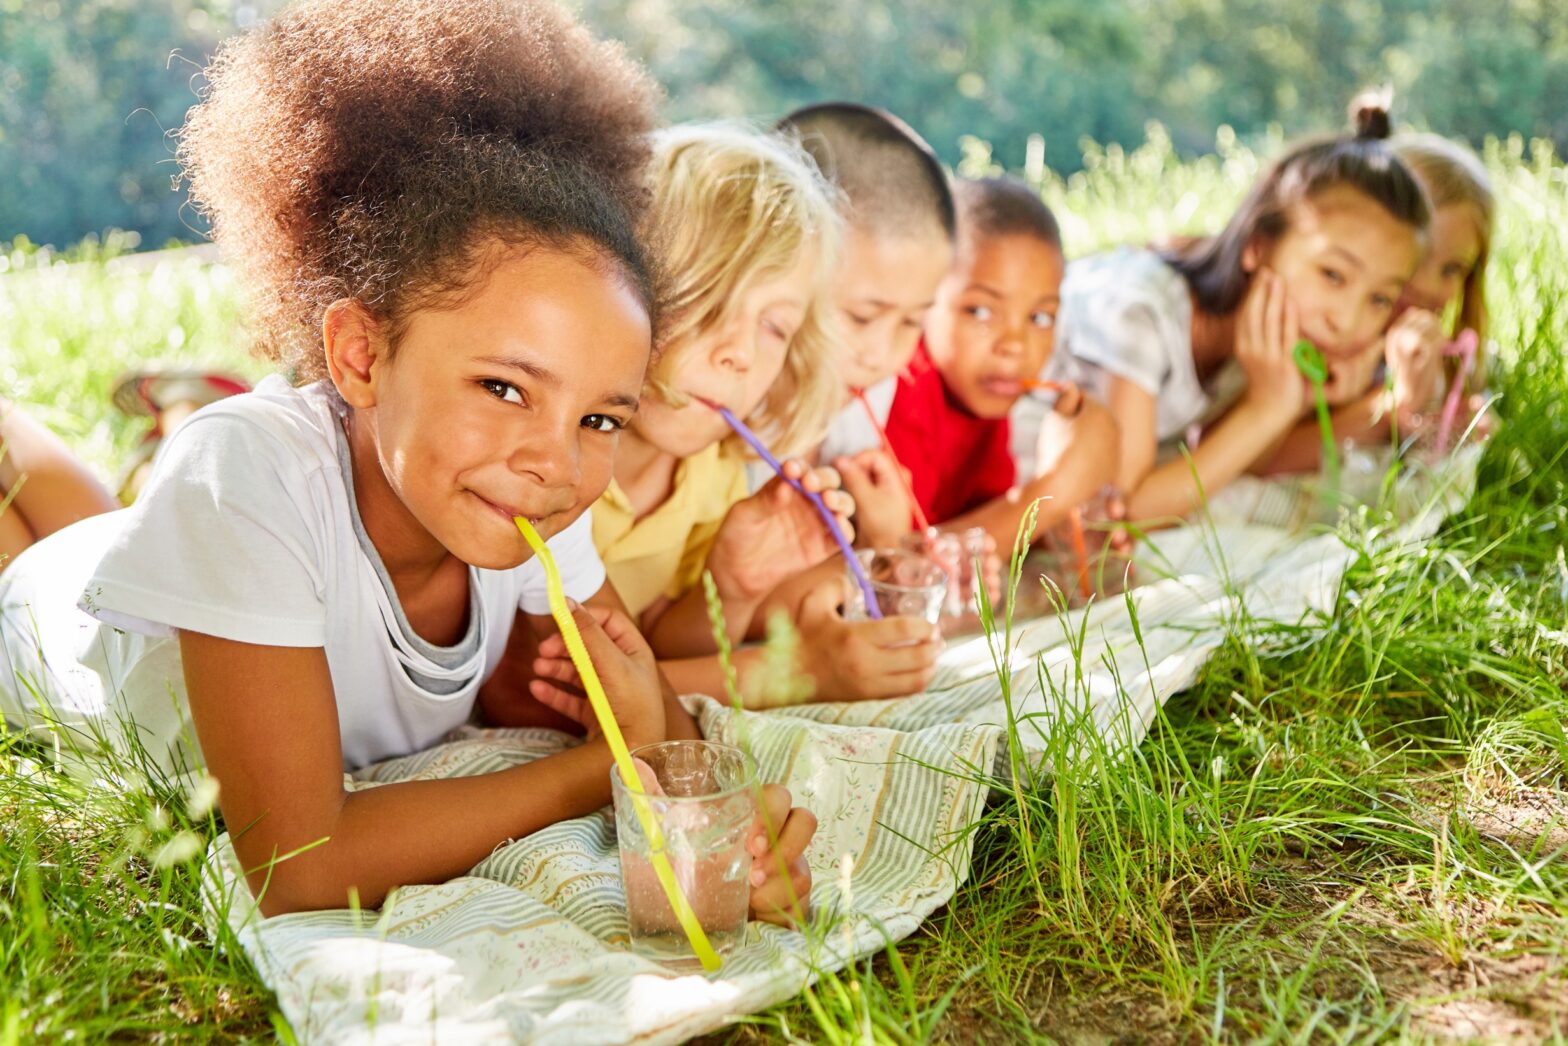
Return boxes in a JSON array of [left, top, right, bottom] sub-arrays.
[[699, 398, 883, 619], [1434, 329, 1479, 455], [852, 388, 931, 533]]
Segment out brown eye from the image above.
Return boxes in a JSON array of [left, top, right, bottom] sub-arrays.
[[481, 379, 525, 406]]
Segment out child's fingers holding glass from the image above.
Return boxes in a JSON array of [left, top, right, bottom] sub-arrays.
[[749, 855, 812, 926], [749, 784, 814, 863], [858, 612, 942, 650], [748, 785, 815, 924]]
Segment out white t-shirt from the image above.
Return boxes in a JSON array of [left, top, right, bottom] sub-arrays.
[[1058, 247, 1208, 441], [0, 377, 604, 775], [818, 376, 896, 464]]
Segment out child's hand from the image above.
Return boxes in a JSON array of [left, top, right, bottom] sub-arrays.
[[793, 574, 943, 701], [1385, 308, 1447, 418], [978, 536, 1003, 602], [530, 602, 665, 750], [1237, 269, 1308, 422], [708, 460, 855, 604], [1323, 341, 1384, 407], [748, 783, 816, 926], [1050, 381, 1085, 419], [907, 527, 1001, 612], [1101, 490, 1137, 557], [835, 449, 917, 549], [1461, 393, 1498, 442]]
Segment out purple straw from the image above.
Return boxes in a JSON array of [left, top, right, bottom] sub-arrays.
[[1434, 328, 1479, 455], [701, 399, 883, 619]]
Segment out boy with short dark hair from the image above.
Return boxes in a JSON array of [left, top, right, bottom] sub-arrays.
[[886, 175, 1118, 547]]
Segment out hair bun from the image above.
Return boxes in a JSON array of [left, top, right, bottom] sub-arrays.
[[1349, 86, 1395, 141]]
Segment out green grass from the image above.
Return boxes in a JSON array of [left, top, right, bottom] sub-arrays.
[[4, 129, 1567, 1042]]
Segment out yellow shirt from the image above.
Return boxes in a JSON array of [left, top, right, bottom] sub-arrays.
[[592, 444, 750, 619]]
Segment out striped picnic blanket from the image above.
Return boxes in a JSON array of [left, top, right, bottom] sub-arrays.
[[209, 446, 1480, 1044]]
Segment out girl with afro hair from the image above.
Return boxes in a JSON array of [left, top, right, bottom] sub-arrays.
[[0, 0, 814, 920]]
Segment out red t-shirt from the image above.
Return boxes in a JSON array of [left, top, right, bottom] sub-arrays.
[[884, 341, 1016, 525]]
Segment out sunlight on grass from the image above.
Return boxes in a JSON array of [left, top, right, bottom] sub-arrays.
[[3, 127, 1566, 1041]]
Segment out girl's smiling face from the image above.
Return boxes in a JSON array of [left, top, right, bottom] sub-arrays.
[[1252, 185, 1424, 361], [630, 249, 815, 459], [329, 240, 652, 571], [1399, 202, 1484, 316]]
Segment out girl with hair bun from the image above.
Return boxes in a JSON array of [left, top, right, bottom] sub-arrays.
[[1261, 97, 1497, 470], [0, 0, 814, 921], [1051, 93, 1431, 523]]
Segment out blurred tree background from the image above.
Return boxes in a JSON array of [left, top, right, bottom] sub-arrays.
[[2, 0, 1565, 250]]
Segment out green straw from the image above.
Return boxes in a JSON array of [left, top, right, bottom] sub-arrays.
[[1292, 339, 1339, 495]]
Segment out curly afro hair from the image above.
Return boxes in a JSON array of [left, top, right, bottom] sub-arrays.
[[177, 0, 661, 382]]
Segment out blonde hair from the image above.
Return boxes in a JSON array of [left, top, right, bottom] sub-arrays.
[[643, 123, 844, 458], [1391, 134, 1495, 387]]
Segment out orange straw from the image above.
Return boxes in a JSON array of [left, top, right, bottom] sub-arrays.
[[1066, 507, 1092, 599], [852, 388, 931, 533], [1022, 381, 1093, 595]]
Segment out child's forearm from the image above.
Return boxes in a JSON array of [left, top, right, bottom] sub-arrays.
[[0, 399, 119, 536], [642, 581, 758, 660], [1253, 387, 1389, 476], [945, 400, 1118, 547], [659, 647, 760, 709], [248, 738, 623, 916], [1124, 400, 1292, 524]]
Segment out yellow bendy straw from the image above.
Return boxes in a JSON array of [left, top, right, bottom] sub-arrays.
[[512, 516, 722, 971]]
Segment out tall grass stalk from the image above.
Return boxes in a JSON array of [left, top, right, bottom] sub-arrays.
[[4, 128, 1566, 1040]]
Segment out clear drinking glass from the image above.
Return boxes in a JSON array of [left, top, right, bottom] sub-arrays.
[[612, 740, 757, 963], [843, 547, 949, 623], [1034, 486, 1135, 606], [900, 526, 992, 624]]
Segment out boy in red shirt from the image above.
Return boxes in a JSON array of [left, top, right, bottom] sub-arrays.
[[885, 177, 1118, 546]]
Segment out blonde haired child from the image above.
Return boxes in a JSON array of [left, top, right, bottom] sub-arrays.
[[595, 123, 943, 704], [0, 0, 813, 921]]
